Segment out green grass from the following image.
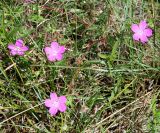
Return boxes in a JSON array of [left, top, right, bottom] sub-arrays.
[[0, 0, 160, 132]]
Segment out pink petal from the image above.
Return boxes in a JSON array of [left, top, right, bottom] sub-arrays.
[[51, 42, 59, 49], [58, 104, 67, 112], [59, 96, 67, 104], [15, 39, 23, 47], [55, 54, 63, 61], [45, 47, 55, 61], [47, 55, 56, 62], [144, 28, 152, 37], [45, 99, 53, 107], [8, 44, 16, 50], [21, 46, 29, 52], [44, 47, 52, 55], [133, 33, 140, 41], [140, 35, 148, 43], [58, 46, 66, 53], [131, 24, 139, 33], [10, 50, 17, 56], [17, 51, 25, 56], [49, 107, 58, 116], [139, 20, 147, 30], [50, 93, 58, 101]]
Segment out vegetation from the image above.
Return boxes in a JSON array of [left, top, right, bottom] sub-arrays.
[[0, 0, 160, 132]]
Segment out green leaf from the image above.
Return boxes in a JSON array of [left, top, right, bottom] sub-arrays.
[[98, 53, 109, 59]]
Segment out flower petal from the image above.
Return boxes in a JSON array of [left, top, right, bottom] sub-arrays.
[[8, 44, 15, 50], [59, 96, 67, 104], [45, 99, 53, 107], [47, 55, 56, 62], [49, 107, 58, 116], [58, 103, 67, 112], [131, 24, 139, 33], [139, 20, 147, 30], [140, 35, 148, 43], [50, 93, 58, 101], [44, 47, 52, 55], [21, 46, 29, 52], [10, 50, 17, 56], [51, 42, 59, 49], [133, 33, 140, 41], [45, 47, 55, 61], [15, 39, 23, 47], [56, 54, 63, 61], [58, 46, 66, 53], [144, 28, 152, 37], [17, 51, 25, 56]]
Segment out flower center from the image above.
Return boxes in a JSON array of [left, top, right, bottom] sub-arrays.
[[52, 51, 58, 56], [15, 46, 21, 51], [52, 100, 59, 108], [138, 29, 144, 36]]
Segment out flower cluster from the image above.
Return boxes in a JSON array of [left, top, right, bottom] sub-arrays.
[[7, 39, 67, 116], [7, 20, 153, 116], [8, 40, 66, 62]]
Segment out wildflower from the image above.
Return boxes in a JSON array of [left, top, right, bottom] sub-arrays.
[[131, 20, 152, 43], [8, 39, 29, 56], [44, 42, 65, 62], [45, 92, 67, 116]]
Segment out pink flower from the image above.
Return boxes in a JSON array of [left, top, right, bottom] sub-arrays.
[[44, 42, 66, 62], [8, 39, 29, 56], [44, 92, 67, 116], [131, 20, 153, 43]]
